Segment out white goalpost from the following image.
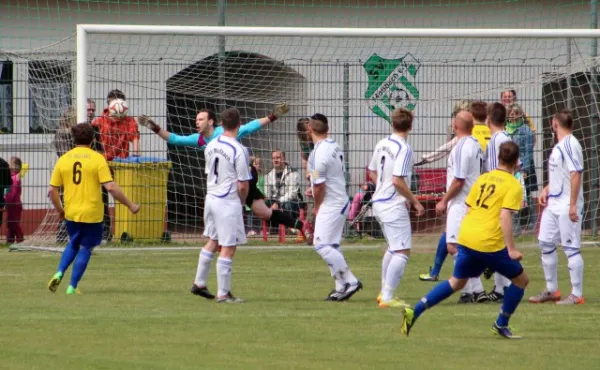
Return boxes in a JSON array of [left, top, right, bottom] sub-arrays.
[[10, 25, 600, 250]]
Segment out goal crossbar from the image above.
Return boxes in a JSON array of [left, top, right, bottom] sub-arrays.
[[75, 24, 600, 122]]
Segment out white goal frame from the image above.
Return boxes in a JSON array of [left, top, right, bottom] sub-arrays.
[[75, 24, 600, 122]]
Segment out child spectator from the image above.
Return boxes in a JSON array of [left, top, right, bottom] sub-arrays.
[[6, 156, 24, 243]]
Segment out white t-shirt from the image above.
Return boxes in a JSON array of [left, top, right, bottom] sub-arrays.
[[447, 136, 483, 207], [204, 136, 252, 200], [485, 130, 512, 172], [547, 134, 584, 211], [368, 134, 413, 212], [308, 138, 349, 211]]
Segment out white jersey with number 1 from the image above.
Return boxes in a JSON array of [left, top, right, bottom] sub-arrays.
[[308, 138, 349, 212], [204, 136, 252, 200]]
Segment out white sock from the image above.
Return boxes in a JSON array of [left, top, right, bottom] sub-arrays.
[[316, 246, 358, 285], [494, 273, 510, 294], [194, 249, 214, 287], [565, 249, 584, 297], [216, 257, 232, 297], [461, 278, 473, 294], [381, 249, 393, 292], [470, 277, 484, 294], [328, 266, 346, 292], [381, 253, 409, 301], [540, 242, 558, 292]]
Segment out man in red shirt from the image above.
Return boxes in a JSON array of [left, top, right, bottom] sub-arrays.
[[91, 90, 140, 160], [91, 89, 140, 241]]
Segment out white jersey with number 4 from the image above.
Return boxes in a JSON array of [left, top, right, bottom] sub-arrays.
[[447, 136, 483, 206], [547, 134, 584, 211], [368, 134, 413, 213], [204, 136, 252, 200], [308, 138, 349, 211]]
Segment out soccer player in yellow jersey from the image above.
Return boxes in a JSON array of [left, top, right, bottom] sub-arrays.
[[402, 141, 530, 339], [470, 101, 491, 153], [47, 123, 139, 295]]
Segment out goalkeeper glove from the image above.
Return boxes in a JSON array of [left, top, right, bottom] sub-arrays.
[[137, 115, 161, 134], [268, 102, 289, 122]]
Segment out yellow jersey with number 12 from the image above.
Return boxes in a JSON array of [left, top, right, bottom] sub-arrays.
[[458, 169, 523, 253], [472, 123, 491, 153], [49, 146, 113, 223]]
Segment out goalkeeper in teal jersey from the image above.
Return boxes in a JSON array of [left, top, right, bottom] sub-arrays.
[[138, 103, 313, 249]]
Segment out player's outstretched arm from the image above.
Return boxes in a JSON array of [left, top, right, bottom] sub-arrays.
[[237, 103, 289, 140], [417, 136, 459, 166], [104, 181, 140, 214], [138, 115, 206, 148]]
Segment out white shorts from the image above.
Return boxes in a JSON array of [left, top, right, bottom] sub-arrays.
[[374, 203, 411, 251], [314, 206, 348, 247], [538, 207, 582, 248], [446, 202, 467, 244], [203, 195, 247, 247]]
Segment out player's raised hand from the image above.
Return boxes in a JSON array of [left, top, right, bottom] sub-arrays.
[[271, 102, 289, 118], [137, 115, 161, 133], [129, 203, 141, 215]]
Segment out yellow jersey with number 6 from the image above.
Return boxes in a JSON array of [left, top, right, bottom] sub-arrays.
[[458, 169, 523, 252], [49, 147, 113, 223]]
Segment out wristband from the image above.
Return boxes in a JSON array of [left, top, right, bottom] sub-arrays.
[[268, 114, 277, 122], [151, 125, 161, 134]]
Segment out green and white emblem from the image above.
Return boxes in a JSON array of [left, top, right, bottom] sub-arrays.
[[363, 53, 421, 122]]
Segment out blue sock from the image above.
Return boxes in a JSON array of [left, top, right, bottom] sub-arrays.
[[496, 284, 524, 327], [414, 280, 455, 319], [57, 242, 80, 275], [430, 232, 448, 277], [70, 247, 93, 289]]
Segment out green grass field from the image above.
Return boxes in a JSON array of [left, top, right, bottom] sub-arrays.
[[1, 245, 599, 370]]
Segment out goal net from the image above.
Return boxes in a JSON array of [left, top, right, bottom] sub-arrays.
[[6, 26, 600, 250]]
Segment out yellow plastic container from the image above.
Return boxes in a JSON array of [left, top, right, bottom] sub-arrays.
[[109, 159, 172, 242]]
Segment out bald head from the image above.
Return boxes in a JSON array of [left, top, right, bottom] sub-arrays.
[[454, 110, 474, 135]]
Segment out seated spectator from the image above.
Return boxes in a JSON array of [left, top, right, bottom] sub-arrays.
[[246, 156, 265, 236], [265, 149, 301, 221]]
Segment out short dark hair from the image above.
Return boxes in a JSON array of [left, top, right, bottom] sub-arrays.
[[310, 113, 328, 134], [498, 141, 520, 167], [10, 156, 22, 171], [487, 102, 506, 127], [107, 89, 126, 102], [71, 123, 95, 146], [220, 108, 241, 130], [199, 109, 217, 124], [391, 108, 413, 132], [470, 101, 487, 122], [554, 109, 574, 130]]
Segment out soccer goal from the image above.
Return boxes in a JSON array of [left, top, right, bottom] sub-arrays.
[[10, 25, 600, 251]]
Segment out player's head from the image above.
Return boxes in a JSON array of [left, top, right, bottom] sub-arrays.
[[498, 141, 520, 171], [552, 109, 574, 133], [453, 110, 474, 135], [271, 149, 286, 170], [452, 100, 471, 118], [106, 89, 126, 105], [296, 117, 311, 143], [486, 102, 506, 129], [391, 107, 413, 133], [470, 101, 487, 123], [196, 109, 217, 133], [309, 113, 329, 139], [220, 108, 241, 131], [501, 89, 517, 106], [71, 123, 95, 147], [507, 103, 525, 126]]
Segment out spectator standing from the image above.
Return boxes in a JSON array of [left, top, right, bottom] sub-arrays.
[[6, 156, 24, 243]]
